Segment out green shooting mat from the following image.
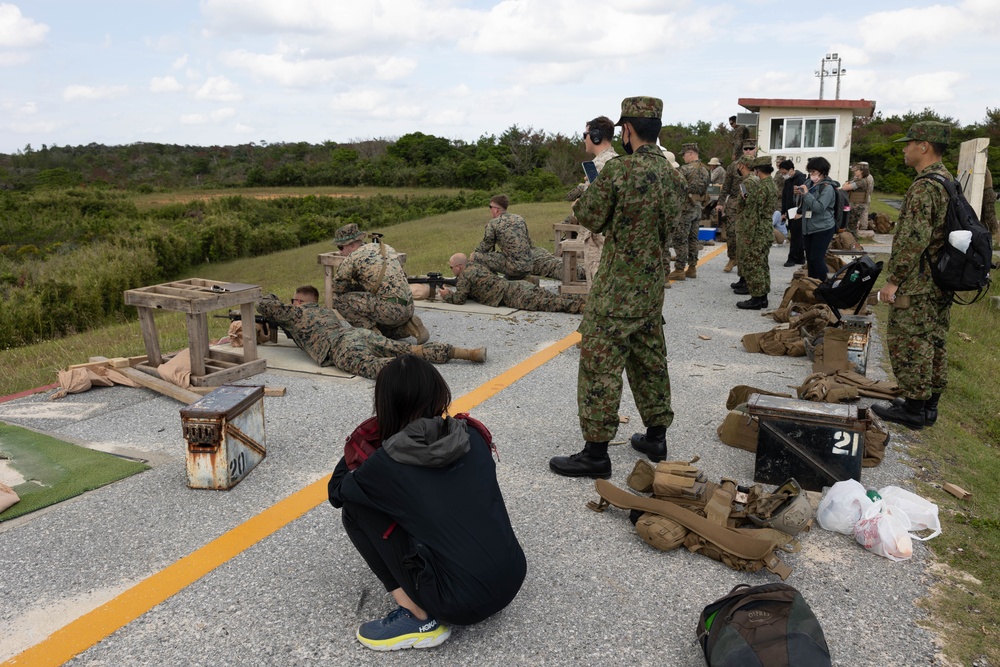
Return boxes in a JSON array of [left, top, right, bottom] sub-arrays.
[[0, 422, 149, 522]]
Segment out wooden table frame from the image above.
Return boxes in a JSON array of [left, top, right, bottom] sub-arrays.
[[124, 279, 266, 387]]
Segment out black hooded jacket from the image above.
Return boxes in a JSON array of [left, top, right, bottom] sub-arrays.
[[329, 416, 526, 625]]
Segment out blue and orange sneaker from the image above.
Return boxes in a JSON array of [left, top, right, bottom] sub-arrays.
[[356, 607, 451, 651]]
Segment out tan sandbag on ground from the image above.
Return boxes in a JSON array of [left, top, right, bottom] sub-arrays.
[[874, 212, 894, 234], [0, 481, 20, 513], [51, 366, 126, 400], [410, 283, 431, 301], [157, 349, 192, 389]]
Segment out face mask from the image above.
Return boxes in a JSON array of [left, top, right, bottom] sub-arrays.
[[809, 172, 822, 184], [622, 128, 634, 155]]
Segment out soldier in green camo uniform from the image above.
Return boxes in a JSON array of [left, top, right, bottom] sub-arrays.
[[331, 224, 428, 344], [549, 96, 685, 479], [439, 253, 585, 313], [872, 121, 956, 430], [472, 195, 535, 279], [716, 139, 758, 273], [666, 143, 711, 282], [256, 287, 485, 380], [735, 156, 779, 310], [841, 163, 872, 235]]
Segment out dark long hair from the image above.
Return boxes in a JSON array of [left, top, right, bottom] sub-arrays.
[[374, 355, 452, 441]]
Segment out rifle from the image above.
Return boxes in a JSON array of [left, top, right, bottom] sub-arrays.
[[407, 272, 458, 301], [214, 311, 280, 344]]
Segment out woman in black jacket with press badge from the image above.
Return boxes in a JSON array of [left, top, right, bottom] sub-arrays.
[[328, 355, 526, 651]]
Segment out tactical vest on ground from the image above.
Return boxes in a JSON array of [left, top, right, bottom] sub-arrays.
[[588, 459, 811, 580]]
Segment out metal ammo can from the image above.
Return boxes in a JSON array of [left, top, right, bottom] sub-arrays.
[[180, 385, 266, 490], [748, 394, 864, 492]]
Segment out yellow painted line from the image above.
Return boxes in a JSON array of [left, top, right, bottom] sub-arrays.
[[3, 329, 583, 667]]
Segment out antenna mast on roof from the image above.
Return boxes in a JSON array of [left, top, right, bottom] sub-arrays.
[[815, 53, 847, 100]]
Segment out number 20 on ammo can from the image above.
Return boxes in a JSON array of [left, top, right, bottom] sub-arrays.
[[180, 385, 266, 490]]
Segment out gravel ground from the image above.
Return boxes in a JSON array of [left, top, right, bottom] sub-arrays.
[[0, 242, 945, 666]]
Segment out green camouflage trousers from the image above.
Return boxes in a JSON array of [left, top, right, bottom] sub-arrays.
[[530, 247, 563, 279], [477, 251, 533, 280], [737, 218, 772, 297], [670, 208, 701, 267], [887, 292, 951, 399], [504, 282, 584, 313], [578, 314, 674, 442], [330, 329, 449, 380], [331, 292, 413, 339], [848, 204, 868, 236]]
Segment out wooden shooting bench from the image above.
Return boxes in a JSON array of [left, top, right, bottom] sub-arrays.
[[124, 279, 266, 387], [317, 251, 406, 309], [553, 223, 590, 296]]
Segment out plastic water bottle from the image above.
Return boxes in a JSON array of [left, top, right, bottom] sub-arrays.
[[866, 488, 882, 502]]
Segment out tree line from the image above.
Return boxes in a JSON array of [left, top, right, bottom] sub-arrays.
[[1, 108, 997, 195]]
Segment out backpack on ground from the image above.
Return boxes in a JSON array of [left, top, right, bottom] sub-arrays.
[[814, 254, 883, 320], [696, 583, 832, 667], [916, 173, 995, 304]]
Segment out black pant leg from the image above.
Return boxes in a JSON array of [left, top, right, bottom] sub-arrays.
[[787, 218, 805, 263], [341, 502, 420, 598]]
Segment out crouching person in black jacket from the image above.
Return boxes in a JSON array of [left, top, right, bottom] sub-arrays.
[[328, 355, 527, 651]]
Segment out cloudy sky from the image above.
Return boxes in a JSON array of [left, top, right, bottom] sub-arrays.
[[1, 0, 997, 153]]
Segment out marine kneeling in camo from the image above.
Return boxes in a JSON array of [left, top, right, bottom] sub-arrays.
[[588, 458, 810, 579]]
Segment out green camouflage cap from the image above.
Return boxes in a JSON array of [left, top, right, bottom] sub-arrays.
[[681, 142, 699, 154], [615, 96, 663, 125], [894, 121, 951, 144], [333, 223, 365, 246], [742, 139, 757, 149], [738, 155, 754, 167], [752, 156, 772, 168]]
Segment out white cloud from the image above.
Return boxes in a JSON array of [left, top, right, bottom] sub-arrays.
[[0, 4, 48, 48], [179, 107, 237, 125], [63, 84, 129, 101], [172, 54, 188, 70], [859, 2, 999, 54], [200, 0, 476, 49], [222, 48, 416, 86], [879, 71, 968, 106], [19, 101, 35, 114], [234, 122, 255, 134], [329, 90, 388, 113], [150, 76, 183, 93], [195, 75, 243, 101]]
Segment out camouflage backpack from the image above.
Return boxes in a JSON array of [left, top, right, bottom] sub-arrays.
[[697, 583, 831, 667]]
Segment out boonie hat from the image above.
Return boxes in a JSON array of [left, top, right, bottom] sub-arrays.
[[708, 157, 722, 166], [615, 96, 663, 125], [894, 121, 951, 145], [333, 223, 366, 246]]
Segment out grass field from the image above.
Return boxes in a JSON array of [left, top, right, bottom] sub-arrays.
[[1, 190, 998, 665], [131, 186, 463, 210], [0, 200, 572, 396]]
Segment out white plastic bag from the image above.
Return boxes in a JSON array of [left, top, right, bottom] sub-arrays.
[[879, 486, 941, 541], [854, 500, 914, 561], [817, 479, 871, 535]]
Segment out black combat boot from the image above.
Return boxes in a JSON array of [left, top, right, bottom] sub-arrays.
[[630, 425, 667, 462], [737, 295, 768, 310], [893, 393, 941, 426], [924, 393, 941, 426], [872, 398, 926, 430], [549, 441, 611, 478], [730, 277, 746, 290]]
